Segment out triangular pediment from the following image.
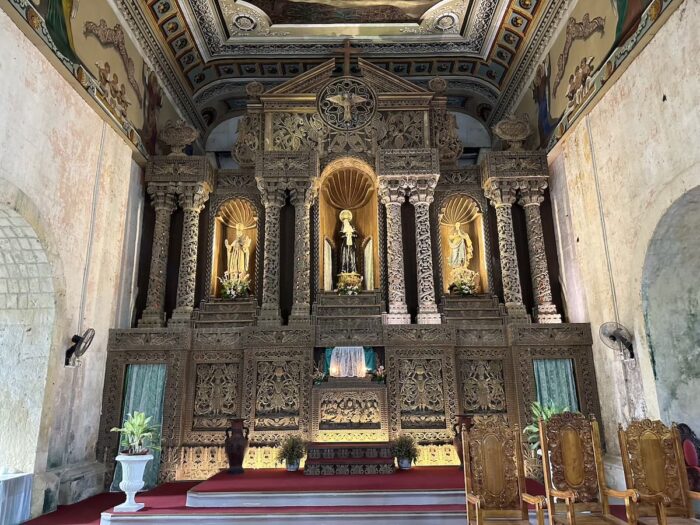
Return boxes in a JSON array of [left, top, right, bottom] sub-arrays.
[[261, 57, 432, 99]]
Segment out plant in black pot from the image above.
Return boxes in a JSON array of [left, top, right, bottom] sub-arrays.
[[392, 434, 419, 470], [277, 435, 306, 472]]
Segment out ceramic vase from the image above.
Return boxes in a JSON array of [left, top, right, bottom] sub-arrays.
[[114, 454, 153, 512], [225, 418, 249, 474], [398, 458, 412, 470], [286, 459, 300, 472]]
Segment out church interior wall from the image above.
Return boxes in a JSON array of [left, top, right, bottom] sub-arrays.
[[0, 8, 144, 515], [545, 0, 699, 470]]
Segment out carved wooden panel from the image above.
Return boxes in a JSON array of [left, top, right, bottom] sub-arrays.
[[242, 348, 313, 443], [461, 359, 506, 413]]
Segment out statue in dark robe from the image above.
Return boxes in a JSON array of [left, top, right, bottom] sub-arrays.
[[339, 209, 358, 274]]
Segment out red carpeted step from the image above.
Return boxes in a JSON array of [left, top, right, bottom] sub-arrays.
[[305, 457, 394, 465]]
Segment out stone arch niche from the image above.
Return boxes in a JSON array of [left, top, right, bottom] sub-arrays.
[[438, 194, 489, 294], [318, 157, 379, 291], [209, 197, 259, 298], [642, 184, 700, 425], [0, 204, 56, 472]]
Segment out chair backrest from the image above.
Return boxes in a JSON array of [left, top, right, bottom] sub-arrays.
[[619, 419, 691, 517], [540, 412, 606, 513], [465, 416, 526, 518]]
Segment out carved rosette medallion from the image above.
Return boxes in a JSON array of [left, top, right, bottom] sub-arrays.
[[317, 77, 377, 132]]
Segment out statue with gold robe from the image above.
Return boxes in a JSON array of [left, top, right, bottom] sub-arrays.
[[225, 223, 252, 279]]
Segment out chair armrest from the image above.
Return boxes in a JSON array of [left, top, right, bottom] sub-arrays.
[[637, 493, 671, 506], [522, 493, 546, 506], [467, 493, 483, 506], [688, 491, 700, 501], [551, 489, 577, 502], [604, 487, 639, 502]]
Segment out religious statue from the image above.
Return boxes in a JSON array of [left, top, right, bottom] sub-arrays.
[[448, 222, 473, 269], [339, 209, 358, 275], [446, 222, 480, 294], [225, 223, 253, 279]]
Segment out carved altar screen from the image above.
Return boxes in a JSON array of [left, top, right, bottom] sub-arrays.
[[210, 198, 258, 297], [438, 194, 488, 293], [318, 158, 380, 290]]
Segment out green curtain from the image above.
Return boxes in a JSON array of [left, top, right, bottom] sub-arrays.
[[110, 364, 167, 491], [323, 347, 377, 374], [533, 359, 579, 411]]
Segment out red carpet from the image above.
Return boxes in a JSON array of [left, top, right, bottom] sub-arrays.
[[191, 466, 465, 493]]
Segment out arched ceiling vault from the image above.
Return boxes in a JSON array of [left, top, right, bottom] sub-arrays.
[[115, 0, 571, 134]]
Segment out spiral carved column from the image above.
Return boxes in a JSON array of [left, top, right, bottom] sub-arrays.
[[170, 182, 211, 326], [519, 183, 561, 323], [258, 186, 286, 326], [409, 177, 441, 324], [484, 181, 529, 322], [379, 179, 410, 324], [139, 184, 177, 327], [289, 182, 315, 325]]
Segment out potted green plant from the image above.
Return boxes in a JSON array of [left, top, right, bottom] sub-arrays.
[[277, 435, 306, 472], [392, 434, 419, 470], [522, 401, 570, 452], [110, 411, 160, 512]]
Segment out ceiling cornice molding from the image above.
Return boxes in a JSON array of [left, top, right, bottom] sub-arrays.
[[489, 0, 572, 124], [114, 0, 206, 131]]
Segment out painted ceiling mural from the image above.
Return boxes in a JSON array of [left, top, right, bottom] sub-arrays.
[[1, 0, 681, 154]]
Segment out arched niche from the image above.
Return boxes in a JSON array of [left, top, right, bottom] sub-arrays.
[[642, 185, 700, 425], [438, 194, 489, 294], [210, 197, 259, 297], [318, 157, 379, 291]]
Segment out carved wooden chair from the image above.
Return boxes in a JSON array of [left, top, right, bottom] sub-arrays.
[[540, 412, 639, 525], [618, 419, 700, 525], [463, 416, 546, 525]]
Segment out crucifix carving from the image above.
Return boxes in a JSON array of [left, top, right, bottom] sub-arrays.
[[334, 39, 361, 76]]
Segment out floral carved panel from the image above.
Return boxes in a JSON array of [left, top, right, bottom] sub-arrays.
[[460, 359, 507, 414], [192, 363, 241, 430]]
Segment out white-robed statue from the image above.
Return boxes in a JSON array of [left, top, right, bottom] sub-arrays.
[[448, 222, 473, 269], [225, 223, 253, 279]]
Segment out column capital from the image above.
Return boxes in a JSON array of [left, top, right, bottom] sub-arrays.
[[378, 176, 407, 205], [146, 184, 177, 212], [517, 179, 548, 207], [483, 178, 518, 207], [177, 181, 211, 212], [256, 178, 287, 208], [407, 175, 439, 205], [289, 179, 318, 208]]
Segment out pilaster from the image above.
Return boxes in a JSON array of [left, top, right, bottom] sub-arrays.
[[138, 184, 177, 327], [289, 180, 317, 326], [169, 181, 212, 327], [518, 181, 561, 323], [378, 177, 410, 325], [408, 175, 441, 324]]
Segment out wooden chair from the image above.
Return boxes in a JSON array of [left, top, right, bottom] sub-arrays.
[[462, 416, 546, 525], [540, 412, 639, 525], [618, 419, 700, 525]]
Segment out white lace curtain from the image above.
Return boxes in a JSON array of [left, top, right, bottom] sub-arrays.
[[328, 346, 366, 377]]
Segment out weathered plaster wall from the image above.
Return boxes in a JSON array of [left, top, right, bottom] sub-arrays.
[[0, 8, 143, 515], [547, 0, 699, 463]]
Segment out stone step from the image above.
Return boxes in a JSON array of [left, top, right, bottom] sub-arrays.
[[199, 300, 258, 313], [196, 311, 258, 321], [303, 457, 395, 476], [315, 304, 384, 316], [307, 442, 393, 460], [316, 292, 383, 306], [441, 308, 501, 318], [445, 317, 504, 326], [193, 319, 256, 329]]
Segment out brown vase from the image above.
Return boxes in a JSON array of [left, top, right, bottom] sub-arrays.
[[452, 414, 473, 468], [224, 418, 249, 474]]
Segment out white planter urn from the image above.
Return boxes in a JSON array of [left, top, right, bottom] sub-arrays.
[[286, 460, 300, 472], [398, 458, 412, 470], [114, 454, 153, 512]]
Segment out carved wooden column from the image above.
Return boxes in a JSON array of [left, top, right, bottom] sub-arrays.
[[139, 184, 177, 327], [518, 181, 561, 323], [378, 178, 410, 324], [169, 182, 211, 326], [257, 182, 286, 326], [483, 179, 529, 321], [289, 181, 316, 325], [408, 176, 441, 324]]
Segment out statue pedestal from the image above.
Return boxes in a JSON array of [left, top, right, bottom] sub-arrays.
[[383, 313, 411, 325]]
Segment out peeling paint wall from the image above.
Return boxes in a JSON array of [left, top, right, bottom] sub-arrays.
[[547, 0, 700, 463], [0, 8, 143, 515]]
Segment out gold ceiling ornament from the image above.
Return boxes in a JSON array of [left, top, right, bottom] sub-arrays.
[[218, 199, 258, 229], [439, 195, 480, 226], [321, 167, 375, 210]]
